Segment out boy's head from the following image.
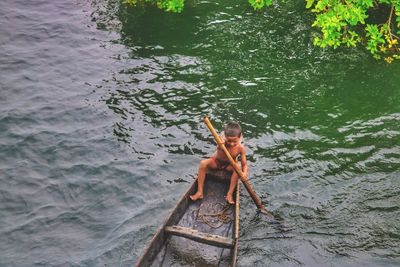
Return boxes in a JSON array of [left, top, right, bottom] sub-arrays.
[[224, 122, 242, 138]]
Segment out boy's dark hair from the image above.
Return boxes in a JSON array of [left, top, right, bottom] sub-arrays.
[[224, 122, 242, 137]]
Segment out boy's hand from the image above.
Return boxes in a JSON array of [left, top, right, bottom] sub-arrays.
[[217, 141, 225, 149], [242, 170, 248, 180]]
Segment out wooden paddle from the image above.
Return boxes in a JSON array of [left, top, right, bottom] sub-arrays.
[[203, 117, 273, 217]]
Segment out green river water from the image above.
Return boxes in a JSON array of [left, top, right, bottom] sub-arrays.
[[0, 0, 399, 266]]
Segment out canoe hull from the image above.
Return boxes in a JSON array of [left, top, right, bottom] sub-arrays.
[[135, 170, 240, 267]]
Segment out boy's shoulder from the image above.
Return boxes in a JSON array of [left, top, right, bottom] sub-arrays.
[[238, 143, 246, 151]]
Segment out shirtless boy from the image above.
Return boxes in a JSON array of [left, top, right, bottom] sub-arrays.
[[190, 122, 248, 204]]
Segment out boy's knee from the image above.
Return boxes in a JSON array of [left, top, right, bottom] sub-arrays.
[[199, 159, 209, 169]]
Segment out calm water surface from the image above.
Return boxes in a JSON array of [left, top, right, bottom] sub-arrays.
[[0, 0, 399, 266]]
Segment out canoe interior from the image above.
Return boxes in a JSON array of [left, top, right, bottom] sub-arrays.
[[136, 170, 239, 267]]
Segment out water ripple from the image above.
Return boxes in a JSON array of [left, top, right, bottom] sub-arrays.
[[1, 0, 400, 266]]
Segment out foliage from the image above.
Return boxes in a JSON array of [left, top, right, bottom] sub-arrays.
[[123, 0, 400, 62], [122, 0, 274, 13], [307, 0, 400, 62], [248, 0, 273, 10], [123, 0, 184, 12]]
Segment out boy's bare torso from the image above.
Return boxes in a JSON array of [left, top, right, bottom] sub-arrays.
[[214, 143, 244, 162]]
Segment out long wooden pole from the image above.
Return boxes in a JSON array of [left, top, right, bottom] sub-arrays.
[[203, 117, 271, 216]]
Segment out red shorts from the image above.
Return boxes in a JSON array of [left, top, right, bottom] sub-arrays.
[[211, 156, 230, 170]]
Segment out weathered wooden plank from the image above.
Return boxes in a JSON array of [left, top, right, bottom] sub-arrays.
[[165, 226, 234, 248], [135, 170, 238, 267], [235, 182, 240, 240], [134, 181, 197, 267], [231, 182, 240, 267]]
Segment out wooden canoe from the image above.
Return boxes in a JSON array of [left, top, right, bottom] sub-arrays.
[[135, 170, 240, 267]]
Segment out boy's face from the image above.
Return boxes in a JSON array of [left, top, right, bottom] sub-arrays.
[[225, 136, 241, 148]]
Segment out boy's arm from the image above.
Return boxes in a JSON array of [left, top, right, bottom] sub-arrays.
[[240, 145, 248, 179]]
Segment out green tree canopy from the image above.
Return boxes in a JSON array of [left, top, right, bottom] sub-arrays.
[[123, 0, 400, 62]]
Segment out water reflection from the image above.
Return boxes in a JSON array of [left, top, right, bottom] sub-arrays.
[[99, 0, 400, 265]]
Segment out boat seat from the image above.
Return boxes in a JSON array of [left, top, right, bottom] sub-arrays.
[[165, 225, 234, 248]]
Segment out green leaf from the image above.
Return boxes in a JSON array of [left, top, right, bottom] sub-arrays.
[[306, 0, 315, 9]]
